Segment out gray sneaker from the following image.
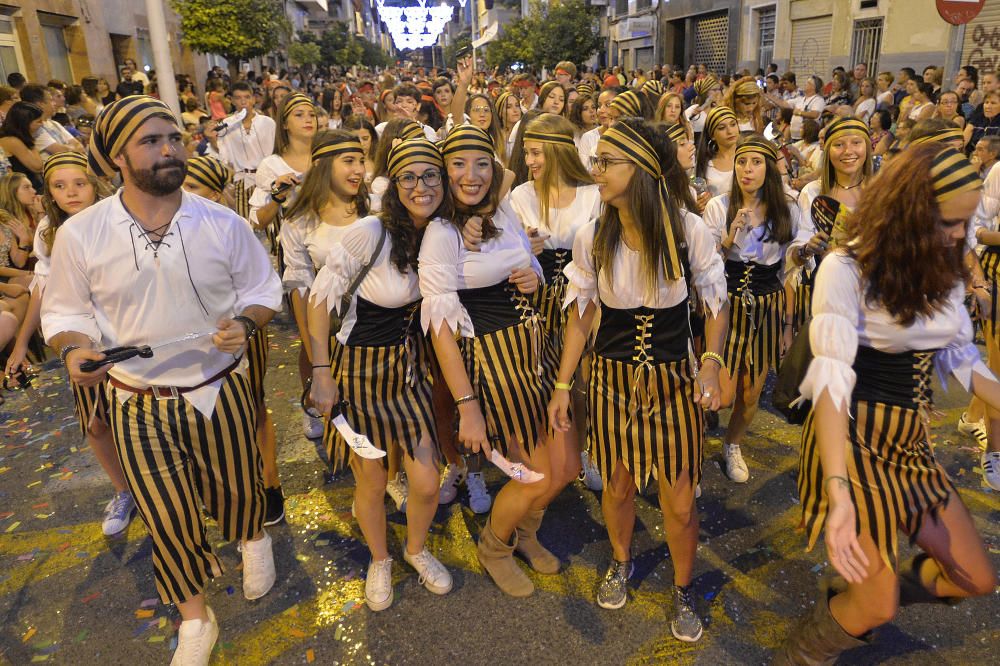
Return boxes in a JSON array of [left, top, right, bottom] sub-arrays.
[[596, 559, 633, 609], [101, 490, 137, 536], [670, 585, 704, 642]]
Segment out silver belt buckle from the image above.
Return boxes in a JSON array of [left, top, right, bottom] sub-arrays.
[[151, 385, 180, 400]]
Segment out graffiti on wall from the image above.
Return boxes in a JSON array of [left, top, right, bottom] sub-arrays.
[[791, 38, 823, 78], [966, 23, 999, 72]]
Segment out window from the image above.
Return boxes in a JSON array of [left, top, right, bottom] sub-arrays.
[[693, 12, 729, 76], [615, 0, 628, 16], [636, 0, 651, 10], [0, 16, 24, 82], [851, 18, 883, 75], [40, 22, 73, 83], [756, 6, 776, 72]]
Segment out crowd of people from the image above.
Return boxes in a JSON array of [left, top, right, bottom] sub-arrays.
[[0, 53, 998, 666]]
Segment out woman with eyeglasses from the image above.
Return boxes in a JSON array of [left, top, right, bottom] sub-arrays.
[[702, 135, 815, 484], [695, 106, 740, 198], [368, 119, 426, 213], [419, 124, 550, 598], [308, 138, 453, 612], [549, 117, 728, 640]]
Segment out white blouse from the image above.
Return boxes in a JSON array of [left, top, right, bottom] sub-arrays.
[[685, 105, 707, 134], [799, 251, 993, 412], [369, 175, 390, 213], [702, 193, 813, 284], [705, 161, 732, 198], [248, 154, 302, 227], [562, 211, 727, 318], [970, 162, 1000, 252], [29, 217, 51, 293], [576, 127, 601, 168], [278, 213, 360, 294], [419, 202, 544, 338], [505, 182, 602, 250], [310, 215, 420, 345]]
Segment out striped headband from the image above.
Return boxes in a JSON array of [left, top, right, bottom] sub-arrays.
[[694, 76, 719, 97], [610, 90, 642, 117], [705, 106, 738, 138], [824, 117, 870, 146], [523, 128, 576, 148], [441, 124, 494, 157], [280, 93, 315, 121], [597, 122, 683, 281], [495, 91, 515, 116], [910, 126, 966, 147], [735, 137, 778, 162], [576, 83, 595, 98], [43, 152, 89, 183], [734, 80, 761, 96], [662, 123, 688, 144], [930, 146, 982, 202], [185, 155, 232, 193], [398, 120, 425, 141], [311, 134, 364, 162], [387, 138, 443, 178], [88, 95, 175, 178], [641, 79, 664, 97]]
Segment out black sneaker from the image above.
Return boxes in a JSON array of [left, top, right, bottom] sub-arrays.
[[263, 486, 285, 526], [596, 559, 633, 609]]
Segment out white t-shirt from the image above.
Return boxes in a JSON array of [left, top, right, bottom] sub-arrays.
[[791, 95, 826, 140], [505, 182, 602, 249]]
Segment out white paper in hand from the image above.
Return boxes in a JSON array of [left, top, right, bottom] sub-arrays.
[[490, 450, 544, 483]]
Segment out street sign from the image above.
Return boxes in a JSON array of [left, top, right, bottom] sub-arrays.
[[937, 0, 986, 25]]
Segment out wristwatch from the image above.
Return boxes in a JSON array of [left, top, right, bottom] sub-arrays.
[[233, 315, 257, 341]]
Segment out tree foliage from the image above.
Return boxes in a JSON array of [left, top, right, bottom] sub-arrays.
[[172, 0, 291, 74], [486, 0, 601, 71], [444, 31, 472, 69], [288, 41, 322, 69]]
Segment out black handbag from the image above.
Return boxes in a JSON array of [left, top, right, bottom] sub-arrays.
[[773, 318, 812, 424]]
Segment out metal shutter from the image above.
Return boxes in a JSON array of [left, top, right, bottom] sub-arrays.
[[962, 3, 1000, 73], [790, 15, 832, 80], [693, 12, 729, 75]]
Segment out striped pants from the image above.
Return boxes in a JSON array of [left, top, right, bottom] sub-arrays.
[[108, 372, 265, 604], [234, 179, 253, 221]]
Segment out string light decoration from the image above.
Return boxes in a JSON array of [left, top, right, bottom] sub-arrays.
[[376, 0, 454, 50]]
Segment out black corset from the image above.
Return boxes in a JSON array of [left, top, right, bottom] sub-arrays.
[[594, 298, 690, 364]]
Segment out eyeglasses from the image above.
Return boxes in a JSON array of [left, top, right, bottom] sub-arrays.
[[392, 170, 443, 190], [470, 106, 491, 113], [589, 155, 632, 173]]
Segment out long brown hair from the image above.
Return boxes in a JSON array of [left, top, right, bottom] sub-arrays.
[[726, 136, 793, 244], [447, 156, 505, 244], [847, 143, 970, 326], [284, 130, 370, 225], [41, 170, 113, 252], [525, 114, 593, 230], [0, 173, 36, 226], [380, 167, 454, 274]]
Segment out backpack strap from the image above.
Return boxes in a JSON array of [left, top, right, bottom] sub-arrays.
[[340, 224, 388, 313]]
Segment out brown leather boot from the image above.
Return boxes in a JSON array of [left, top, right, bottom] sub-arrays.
[[477, 518, 534, 597], [898, 554, 961, 607], [773, 580, 869, 665], [515, 509, 561, 574]]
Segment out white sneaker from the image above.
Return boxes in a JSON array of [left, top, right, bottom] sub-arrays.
[[101, 490, 137, 536], [365, 557, 394, 611], [439, 463, 467, 504], [403, 545, 453, 595], [723, 443, 749, 483], [579, 451, 603, 491], [170, 606, 219, 666], [466, 471, 492, 514], [695, 484, 702, 499], [958, 412, 989, 449], [241, 530, 276, 600], [982, 451, 1000, 491], [386, 473, 408, 513], [303, 413, 324, 439]]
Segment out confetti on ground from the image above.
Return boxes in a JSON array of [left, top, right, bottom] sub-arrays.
[[22, 626, 36, 642], [140, 598, 158, 608], [306, 648, 316, 662], [82, 592, 101, 604], [135, 609, 155, 619]]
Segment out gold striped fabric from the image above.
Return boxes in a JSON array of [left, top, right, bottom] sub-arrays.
[[107, 372, 264, 603], [735, 136, 778, 162], [705, 106, 738, 139], [798, 399, 955, 571], [534, 250, 573, 348], [245, 325, 269, 404], [979, 249, 1000, 337], [234, 179, 252, 219], [610, 90, 642, 118], [495, 92, 515, 118], [399, 120, 425, 141], [930, 146, 982, 202], [311, 132, 363, 162], [734, 80, 760, 97], [459, 320, 553, 457], [322, 336, 437, 472], [823, 117, 870, 146], [641, 79, 664, 98], [522, 128, 576, 148], [662, 123, 688, 144], [88, 95, 176, 178], [722, 288, 784, 376], [185, 155, 232, 193], [589, 356, 703, 491], [43, 152, 88, 183], [909, 126, 965, 147], [71, 380, 109, 437], [387, 137, 443, 177], [791, 270, 814, 331], [441, 123, 494, 157], [576, 83, 595, 98], [280, 92, 314, 121], [694, 76, 719, 97]]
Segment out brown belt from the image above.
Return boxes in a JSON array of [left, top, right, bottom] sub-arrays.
[[108, 359, 240, 400]]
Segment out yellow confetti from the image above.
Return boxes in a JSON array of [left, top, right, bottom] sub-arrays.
[[135, 609, 155, 619], [6, 521, 21, 533], [22, 626, 36, 642], [306, 649, 316, 663], [158, 617, 167, 629], [27, 481, 41, 488]]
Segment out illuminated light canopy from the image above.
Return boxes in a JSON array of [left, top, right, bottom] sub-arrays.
[[376, 0, 453, 50]]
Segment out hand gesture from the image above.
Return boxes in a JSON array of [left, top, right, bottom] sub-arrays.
[[462, 215, 484, 251], [457, 402, 492, 458], [526, 227, 547, 256], [509, 267, 539, 294], [457, 56, 473, 87], [212, 318, 247, 354], [695, 363, 722, 411]]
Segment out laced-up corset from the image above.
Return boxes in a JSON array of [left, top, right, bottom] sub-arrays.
[[852, 345, 937, 422], [457, 279, 545, 375], [724, 259, 782, 296], [594, 299, 690, 364], [346, 296, 423, 386], [537, 248, 571, 287]]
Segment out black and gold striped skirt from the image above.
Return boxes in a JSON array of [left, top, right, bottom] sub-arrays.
[[589, 355, 703, 492], [460, 320, 553, 457], [723, 288, 785, 376], [791, 267, 815, 332], [798, 401, 955, 570], [234, 179, 253, 220], [71, 380, 110, 437], [323, 336, 437, 472], [979, 248, 1000, 339], [245, 325, 268, 405]]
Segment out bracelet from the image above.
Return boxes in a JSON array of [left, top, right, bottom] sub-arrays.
[[60, 345, 80, 364], [823, 475, 851, 492], [699, 351, 724, 368], [233, 315, 257, 341], [455, 394, 478, 406], [312, 364, 331, 369], [554, 381, 573, 391]]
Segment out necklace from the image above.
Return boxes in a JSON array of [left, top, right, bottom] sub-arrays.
[[835, 179, 863, 190]]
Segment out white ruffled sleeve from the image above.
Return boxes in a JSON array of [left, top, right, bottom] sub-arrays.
[[562, 221, 598, 316], [935, 288, 995, 391], [278, 218, 315, 295], [310, 218, 382, 315], [418, 220, 473, 337], [368, 176, 389, 214], [700, 196, 728, 247], [782, 200, 814, 288], [683, 211, 728, 317], [496, 199, 544, 280], [28, 221, 49, 294], [797, 252, 861, 412]]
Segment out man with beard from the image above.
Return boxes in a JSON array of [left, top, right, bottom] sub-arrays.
[[40, 96, 283, 666]]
